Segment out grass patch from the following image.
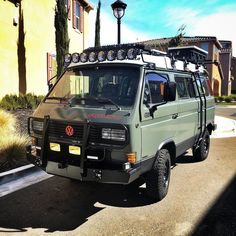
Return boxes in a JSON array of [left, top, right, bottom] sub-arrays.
[[0, 109, 29, 172]]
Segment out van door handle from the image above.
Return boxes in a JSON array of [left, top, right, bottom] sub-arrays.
[[172, 113, 178, 119]]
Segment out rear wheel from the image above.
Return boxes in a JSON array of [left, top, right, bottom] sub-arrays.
[[193, 130, 210, 161], [145, 149, 171, 201]]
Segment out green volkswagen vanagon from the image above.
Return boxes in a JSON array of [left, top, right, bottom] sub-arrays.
[[27, 44, 216, 201]]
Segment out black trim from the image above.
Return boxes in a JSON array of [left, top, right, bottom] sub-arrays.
[[176, 135, 197, 157], [40, 115, 50, 168]]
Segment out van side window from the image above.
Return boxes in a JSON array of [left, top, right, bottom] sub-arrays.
[[186, 78, 196, 98], [174, 76, 190, 99], [144, 73, 167, 104], [200, 77, 211, 96]]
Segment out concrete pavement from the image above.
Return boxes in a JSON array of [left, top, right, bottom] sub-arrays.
[[212, 115, 236, 138]]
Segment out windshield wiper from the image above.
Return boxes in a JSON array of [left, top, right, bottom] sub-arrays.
[[45, 96, 68, 102], [96, 98, 121, 111], [69, 96, 121, 111]]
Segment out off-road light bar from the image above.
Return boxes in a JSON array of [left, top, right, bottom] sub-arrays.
[[72, 53, 80, 63], [63, 43, 149, 64]]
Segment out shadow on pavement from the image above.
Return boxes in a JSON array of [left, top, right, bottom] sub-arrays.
[[175, 153, 200, 164], [192, 175, 236, 236], [0, 176, 154, 233]]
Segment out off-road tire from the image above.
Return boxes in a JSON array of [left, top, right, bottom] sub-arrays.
[[193, 130, 210, 161], [145, 149, 171, 201]]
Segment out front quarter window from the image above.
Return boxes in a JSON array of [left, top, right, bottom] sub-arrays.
[[143, 72, 167, 104]]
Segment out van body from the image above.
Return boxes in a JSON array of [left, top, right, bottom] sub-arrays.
[[27, 44, 216, 201]]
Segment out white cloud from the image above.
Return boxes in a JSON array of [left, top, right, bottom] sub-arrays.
[[190, 12, 236, 56], [164, 6, 236, 56]]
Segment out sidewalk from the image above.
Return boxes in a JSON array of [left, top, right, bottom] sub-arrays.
[[212, 116, 236, 138]]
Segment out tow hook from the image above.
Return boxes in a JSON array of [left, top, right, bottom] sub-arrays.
[[93, 170, 102, 180]]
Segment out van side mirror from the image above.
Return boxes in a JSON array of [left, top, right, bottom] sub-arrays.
[[165, 82, 176, 101]]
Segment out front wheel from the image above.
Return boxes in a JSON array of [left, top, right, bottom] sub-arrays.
[[145, 149, 171, 202], [193, 130, 210, 161]]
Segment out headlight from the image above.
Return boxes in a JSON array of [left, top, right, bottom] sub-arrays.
[[32, 120, 44, 132], [102, 128, 126, 141]]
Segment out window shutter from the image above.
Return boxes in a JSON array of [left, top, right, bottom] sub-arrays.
[[47, 53, 52, 84], [68, 0, 71, 20], [72, 0, 76, 29], [79, 5, 84, 32]]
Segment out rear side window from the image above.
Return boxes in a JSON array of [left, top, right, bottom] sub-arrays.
[[196, 78, 211, 96], [175, 76, 196, 99]]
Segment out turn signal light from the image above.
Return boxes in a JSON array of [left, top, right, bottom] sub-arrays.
[[127, 152, 136, 164]]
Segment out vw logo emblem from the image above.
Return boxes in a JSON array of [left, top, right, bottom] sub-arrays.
[[65, 125, 74, 136]]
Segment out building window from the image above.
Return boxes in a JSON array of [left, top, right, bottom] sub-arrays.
[[47, 53, 57, 88], [200, 42, 209, 52], [75, 1, 80, 29], [72, 0, 83, 32]]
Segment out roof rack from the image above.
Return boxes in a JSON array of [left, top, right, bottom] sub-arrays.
[[168, 46, 208, 64], [64, 43, 207, 72]]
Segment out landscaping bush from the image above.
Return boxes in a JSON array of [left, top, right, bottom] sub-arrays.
[[0, 109, 30, 172], [215, 96, 224, 103], [0, 93, 44, 110], [230, 94, 236, 101], [224, 96, 232, 103]]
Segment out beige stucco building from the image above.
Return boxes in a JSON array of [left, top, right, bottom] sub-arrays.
[[143, 36, 224, 96], [0, 0, 93, 98]]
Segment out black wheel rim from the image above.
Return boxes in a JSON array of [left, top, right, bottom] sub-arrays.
[[163, 160, 170, 189], [203, 134, 210, 156]]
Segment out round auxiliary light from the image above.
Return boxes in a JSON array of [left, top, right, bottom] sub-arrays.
[[107, 50, 116, 61], [64, 53, 72, 63], [117, 49, 126, 60], [72, 53, 80, 63], [88, 51, 97, 62], [80, 52, 88, 63], [127, 48, 137, 60], [98, 51, 106, 62]]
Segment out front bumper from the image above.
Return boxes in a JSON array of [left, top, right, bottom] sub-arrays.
[[26, 145, 148, 184]]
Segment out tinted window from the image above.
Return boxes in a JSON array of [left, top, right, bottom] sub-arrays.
[[144, 73, 168, 104], [175, 76, 189, 99], [196, 77, 211, 96]]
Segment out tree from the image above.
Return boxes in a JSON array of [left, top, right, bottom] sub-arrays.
[[55, 0, 70, 78], [95, 0, 101, 47], [17, 2, 26, 95], [168, 24, 186, 47]]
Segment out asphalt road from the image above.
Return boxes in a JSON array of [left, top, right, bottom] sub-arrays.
[[0, 108, 235, 236]]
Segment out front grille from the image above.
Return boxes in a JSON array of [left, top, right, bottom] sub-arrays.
[[89, 126, 101, 143], [48, 120, 84, 141]]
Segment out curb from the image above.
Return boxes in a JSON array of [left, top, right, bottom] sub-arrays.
[[0, 165, 51, 197]]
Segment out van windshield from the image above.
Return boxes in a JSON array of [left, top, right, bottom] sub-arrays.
[[46, 65, 140, 109]]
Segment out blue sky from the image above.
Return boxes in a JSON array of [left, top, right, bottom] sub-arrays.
[[89, 0, 236, 55]]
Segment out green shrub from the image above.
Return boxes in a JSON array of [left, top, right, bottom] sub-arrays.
[[0, 94, 44, 110], [224, 96, 232, 103], [230, 94, 236, 101], [217, 96, 224, 102]]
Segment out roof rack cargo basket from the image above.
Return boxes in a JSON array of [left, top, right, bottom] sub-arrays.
[[168, 46, 208, 64]]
